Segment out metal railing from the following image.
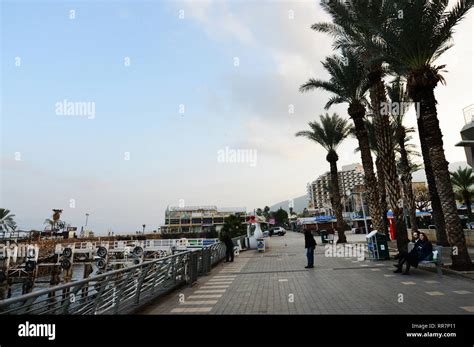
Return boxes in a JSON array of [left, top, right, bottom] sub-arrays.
[[0, 241, 230, 315]]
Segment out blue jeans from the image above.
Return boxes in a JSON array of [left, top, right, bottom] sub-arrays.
[[306, 247, 314, 266]]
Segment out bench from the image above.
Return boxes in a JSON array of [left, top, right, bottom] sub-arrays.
[[407, 243, 443, 276]]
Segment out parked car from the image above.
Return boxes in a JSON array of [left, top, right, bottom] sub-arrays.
[[270, 227, 286, 236]]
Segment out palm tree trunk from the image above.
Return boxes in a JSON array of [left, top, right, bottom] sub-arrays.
[[375, 157, 390, 237], [397, 128, 419, 234], [417, 117, 449, 246], [348, 102, 385, 234], [417, 86, 472, 270], [328, 157, 347, 243], [369, 72, 408, 252]]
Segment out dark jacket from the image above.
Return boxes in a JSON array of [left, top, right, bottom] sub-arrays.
[[304, 230, 316, 249], [407, 239, 421, 256], [223, 236, 234, 250], [416, 240, 433, 261], [407, 239, 433, 267]]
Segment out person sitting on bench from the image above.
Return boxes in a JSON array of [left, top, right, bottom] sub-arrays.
[[394, 232, 433, 275]]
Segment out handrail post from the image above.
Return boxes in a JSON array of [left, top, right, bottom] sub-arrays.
[[113, 269, 136, 314], [134, 263, 152, 305], [187, 251, 198, 284]]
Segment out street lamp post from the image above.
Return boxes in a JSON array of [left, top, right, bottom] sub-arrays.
[[359, 192, 369, 234], [346, 189, 353, 230], [81, 213, 90, 238], [347, 190, 369, 234]]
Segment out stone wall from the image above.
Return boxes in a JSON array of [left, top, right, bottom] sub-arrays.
[[417, 229, 474, 247]]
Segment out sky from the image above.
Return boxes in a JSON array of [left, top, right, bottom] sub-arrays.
[[1, 0, 473, 234]]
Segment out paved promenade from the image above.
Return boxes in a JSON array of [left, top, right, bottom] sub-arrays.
[[141, 232, 474, 314]]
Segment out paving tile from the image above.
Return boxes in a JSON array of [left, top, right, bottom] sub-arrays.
[[188, 294, 222, 299], [180, 300, 218, 305], [200, 285, 229, 289], [194, 289, 226, 294], [425, 291, 445, 296]]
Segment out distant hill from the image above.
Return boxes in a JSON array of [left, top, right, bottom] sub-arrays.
[[270, 194, 308, 214]]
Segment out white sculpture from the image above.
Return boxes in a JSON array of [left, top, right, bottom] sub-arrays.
[[246, 215, 265, 249]]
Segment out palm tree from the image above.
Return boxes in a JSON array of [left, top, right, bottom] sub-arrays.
[[296, 113, 352, 243], [351, 118, 390, 237], [300, 51, 385, 234], [313, 0, 409, 253], [221, 214, 246, 239], [451, 167, 474, 222], [0, 208, 17, 232], [373, 0, 473, 270], [352, 116, 421, 236], [417, 117, 449, 245], [386, 78, 420, 234], [387, 77, 449, 244]]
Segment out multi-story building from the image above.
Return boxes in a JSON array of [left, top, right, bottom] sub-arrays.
[[455, 104, 474, 166], [307, 163, 365, 213], [161, 205, 246, 234]]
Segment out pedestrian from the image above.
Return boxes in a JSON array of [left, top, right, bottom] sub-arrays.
[[394, 232, 432, 275], [304, 227, 316, 269], [223, 233, 234, 262]]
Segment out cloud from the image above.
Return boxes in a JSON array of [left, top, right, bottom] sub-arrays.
[[174, 0, 338, 145], [180, 0, 473, 167], [178, 0, 256, 46]]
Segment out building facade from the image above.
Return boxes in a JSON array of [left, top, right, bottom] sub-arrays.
[[455, 104, 474, 166], [307, 163, 365, 213], [161, 205, 246, 234]]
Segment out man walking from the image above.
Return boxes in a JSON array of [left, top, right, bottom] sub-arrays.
[[223, 233, 234, 262], [304, 228, 316, 269]]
